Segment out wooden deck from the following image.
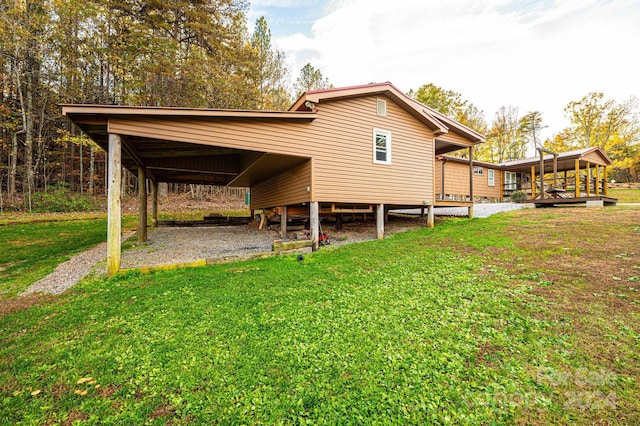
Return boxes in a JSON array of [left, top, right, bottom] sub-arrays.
[[524, 196, 618, 207]]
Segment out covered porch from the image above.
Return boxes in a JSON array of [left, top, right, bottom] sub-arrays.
[[501, 147, 617, 207]]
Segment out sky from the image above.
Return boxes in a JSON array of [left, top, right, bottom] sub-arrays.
[[247, 0, 640, 141]]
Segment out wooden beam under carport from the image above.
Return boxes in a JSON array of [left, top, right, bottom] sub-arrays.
[[107, 134, 122, 276]]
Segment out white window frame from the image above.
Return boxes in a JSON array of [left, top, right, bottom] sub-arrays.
[[473, 166, 484, 175], [373, 128, 392, 165], [505, 171, 517, 190], [488, 169, 495, 187], [376, 99, 387, 117]]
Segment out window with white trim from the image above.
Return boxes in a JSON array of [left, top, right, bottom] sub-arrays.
[[473, 166, 484, 175], [488, 169, 495, 187], [505, 171, 517, 190], [373, 129, 392, 164], [376, 99, 387, 117]]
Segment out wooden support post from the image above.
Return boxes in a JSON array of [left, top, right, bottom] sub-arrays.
[[280, 205, 287, 238], [468, 205, 474, 219], [310, 202, 319, 251], [553, 154, 558, 188], [575, 159, 580, 198], [564, 170, 568, 189], [150, 180, 158, 228], [107, 134, 122, 277], [137, 166, 147, 243], [468, 147, 474, 203], [539, 153, 545, 199], [531, 165, 536, 199], [441, 158, 446, 200], [595, 165, 600, 196], [376, 203, 384, 239], [586, 162, 591, 197], [427, 204, 434, 228], [603, 167, 608, 196]]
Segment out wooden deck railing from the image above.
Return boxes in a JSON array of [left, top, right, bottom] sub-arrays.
[[503, 175, 608, 199]]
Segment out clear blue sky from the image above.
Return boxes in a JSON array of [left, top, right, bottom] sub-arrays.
[[247, 0, 640, 140]]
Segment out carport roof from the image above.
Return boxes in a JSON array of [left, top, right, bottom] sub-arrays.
[[61, 105, 316, 186]]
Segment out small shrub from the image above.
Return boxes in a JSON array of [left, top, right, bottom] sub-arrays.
[[33, 184, 99, 212], [510, 190, 527, 203]]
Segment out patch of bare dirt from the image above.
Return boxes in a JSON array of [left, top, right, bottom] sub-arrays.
[[150, 403, 176, 420], [62, 410, 88, 425], [321, 215, 428, 245], [504, 208, 639, 413], [504, 208, 640, 314], [0, 293, 59, 317]]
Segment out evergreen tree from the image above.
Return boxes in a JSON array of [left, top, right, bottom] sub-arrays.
[[250, 16, 290, 110], [294, 63, 331, 96]]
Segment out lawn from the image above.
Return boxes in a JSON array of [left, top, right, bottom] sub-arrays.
[[1, 207, 639, 424], [0, 215, 142, 301], [0, 218, 109, 300], [607, 188, 640, 203]]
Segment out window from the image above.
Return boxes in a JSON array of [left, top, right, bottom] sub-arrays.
[[376, 99, 387, 117], [505, 171, 517, 190], [373, 129, 392, 164], [473, 166, 484, 175], [488, 169, 495, 187]]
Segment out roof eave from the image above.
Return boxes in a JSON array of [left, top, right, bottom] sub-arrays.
[[62, 104, 317, 120]]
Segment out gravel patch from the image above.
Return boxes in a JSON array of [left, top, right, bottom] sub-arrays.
[[393, 203, 524, 218], [19, 214, 452, 296], [120, 226, 281, 269], [21, 231, 136, 296]]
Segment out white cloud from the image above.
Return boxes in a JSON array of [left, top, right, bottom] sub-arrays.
[[271, 0, 640, 139]]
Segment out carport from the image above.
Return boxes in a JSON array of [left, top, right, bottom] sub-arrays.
[[62, 105, 317, 276]]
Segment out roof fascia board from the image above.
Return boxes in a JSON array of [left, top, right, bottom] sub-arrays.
[[290, 83, 450, 135], [62, 104, 317, 120]]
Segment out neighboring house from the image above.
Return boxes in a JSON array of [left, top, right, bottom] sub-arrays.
[[436, 147, 615, 204], [63, 82, 485, 274]]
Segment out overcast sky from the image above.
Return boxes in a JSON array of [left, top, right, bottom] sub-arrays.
[[247, 0, 640, 140]]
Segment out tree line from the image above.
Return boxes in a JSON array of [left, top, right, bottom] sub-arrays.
[[409, 84, 640, 181], [0, 0, 331, 211], [1, 1, 638, 212]]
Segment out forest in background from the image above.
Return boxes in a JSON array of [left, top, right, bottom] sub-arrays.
[[1, 0, 639, 212]]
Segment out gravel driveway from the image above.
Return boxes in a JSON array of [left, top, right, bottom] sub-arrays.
[[23, 205, 522, 295], [121, 226, 281, 269], [392, 202, 524, 218]]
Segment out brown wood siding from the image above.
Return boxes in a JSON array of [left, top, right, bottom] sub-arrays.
[[310, 97, 434, 205], [435, 159, 502, 199], [251, 161, 311, 209], [109, 94, 439, 207], [436, 131, 474, 148], [582, 151, 608, 166]]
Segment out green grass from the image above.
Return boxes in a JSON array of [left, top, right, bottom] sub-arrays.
[[0, 219, 108, 300], [608, 188, 640, 203], [0, 215, 141, 299], [1, 209, 638, 424]]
